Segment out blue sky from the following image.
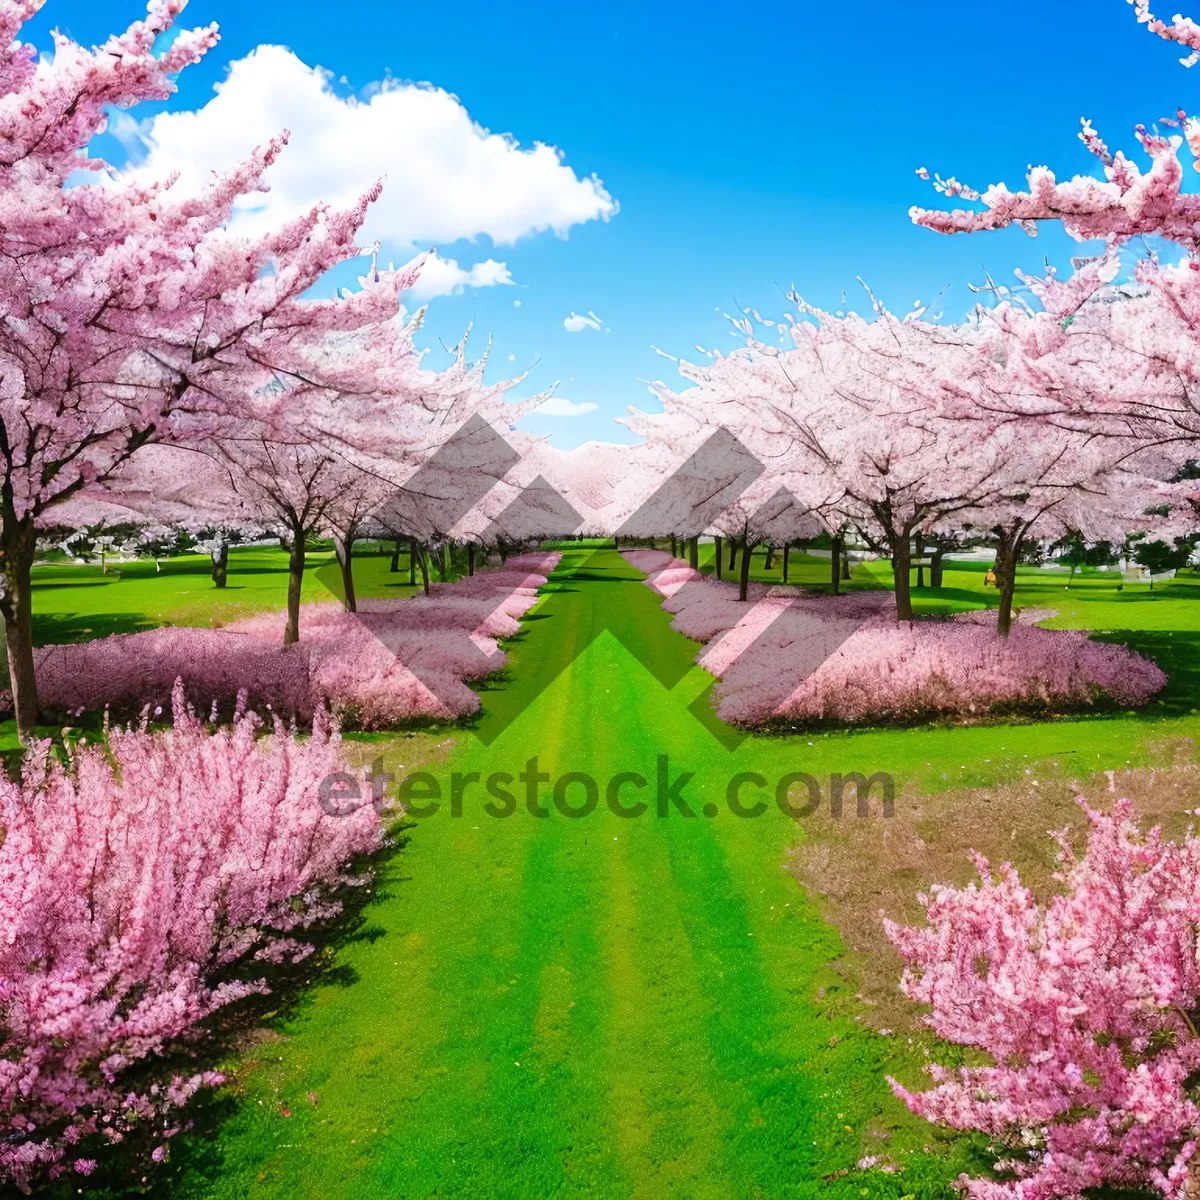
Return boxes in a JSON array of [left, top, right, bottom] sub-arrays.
[[32, 0, 1197, 447]]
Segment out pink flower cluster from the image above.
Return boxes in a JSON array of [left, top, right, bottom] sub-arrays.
[[0, 681, 384, 1191], [35, 628, 313, 719], [886, 799, 1200, 1198], [34, 555, 560, 728], [622, 551, 1165, 725]]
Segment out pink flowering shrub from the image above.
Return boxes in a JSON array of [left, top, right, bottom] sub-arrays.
[[621, 552, 1165, 725], [0, 681, 384, 1191], [621, 550, 712, 598], [34, 556, 560, 728], [35, 628, 313, 719], [886, 799, 1200, 1199], [269, 605, 505, 728]]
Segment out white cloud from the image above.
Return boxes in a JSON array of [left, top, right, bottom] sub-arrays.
[[112, 45, 617, 249], [513, 299, 522, 308], [507, 353, 516, 361], [531, 397, 598, 417], [402, 251, 512, 299], [564, 310, 603, 333]]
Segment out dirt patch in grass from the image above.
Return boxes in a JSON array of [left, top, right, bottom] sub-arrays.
[[790, 741, 1200, 1033], [340, 728, 460, 784]]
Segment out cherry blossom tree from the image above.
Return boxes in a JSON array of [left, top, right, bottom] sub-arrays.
[[910, 0, 1200, 250], [908, 0, 1200, 487], [0, 0, 408, 738], [963, 466, 1190, 633], [307, 309, 549, 609], [934, 383, 1192, 634], [938, 257, 1200, 556], [305, 303, 546, 607], [617, 370, 828, 600], [210, 437, 348, 645], [76, 246, 548, 640], [631, 301, 1016, 620], [887, 797, 1200, 1198]]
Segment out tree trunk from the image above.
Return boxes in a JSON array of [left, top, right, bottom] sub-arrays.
[[409, 539, 417, 585], [728, 539, 738, 572], [417, 544, 431, 595], [739, 535, 753, 601], [841, 554, 852, 580], [0, 512, 38, 739], [915, 534, 926, 589], [283, 533, 305, 646], [892, 536, 914, 622], [688, 535, 699, 569], [389, 539, 401, 572], [211, 541, 229, 588], [670, 534, 677, 558], [764, 544, 775, 571], [782, 543, 790, 583], [931, 549, 946, 588], [830, 534, 843, 596], [468, 543, 476, 576], [714, 536, 722, 580], [335, 531, 357, 613], [994, 538, 1018, 638]]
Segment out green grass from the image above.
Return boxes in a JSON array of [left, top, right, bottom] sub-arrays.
[[22, 542, 1200, 1197], [149, 548, 981, 1199], [27, 541, 427, 647]]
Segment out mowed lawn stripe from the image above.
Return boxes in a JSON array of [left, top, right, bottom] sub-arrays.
[[361, 551, 638, 1196], [174, 790, 516, 1196], [602, 786, 735, 1199], [168, 548, 967, 1198]]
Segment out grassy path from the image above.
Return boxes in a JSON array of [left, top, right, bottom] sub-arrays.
[[24, 543, 1195, 1197], [163, 548, 981, 1198]]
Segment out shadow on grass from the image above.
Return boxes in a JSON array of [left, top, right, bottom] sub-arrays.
[[1095, 630, 1200, 715], [555, 570, 636, 584], [32, 610, 157, 646], [31, 822, 416, 1200], [911, 586, 990, 608]]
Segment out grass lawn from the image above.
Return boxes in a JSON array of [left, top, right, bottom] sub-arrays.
[[25, 541, 426, 647], [22, 541, 1200, 1198]]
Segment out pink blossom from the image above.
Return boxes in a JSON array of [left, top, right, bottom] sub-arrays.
[[911, 2, 1200, 250], [887, 800, 1200, 1197], [0, 680, 384, 1191], [0, 0, 418, 736], [34, 557, 560, 728], [624, 553, 1165, 726]]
